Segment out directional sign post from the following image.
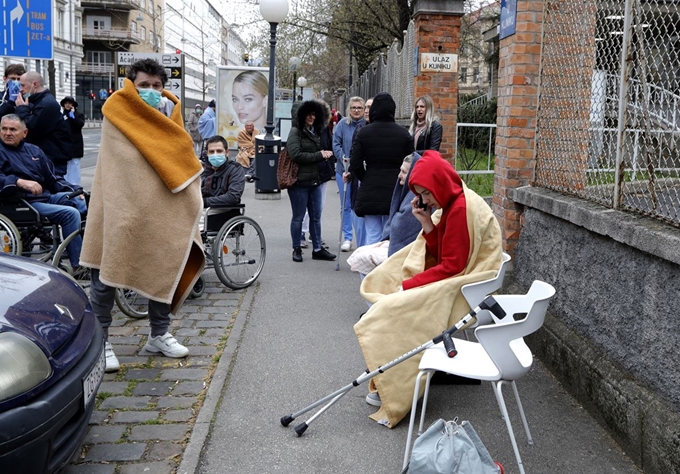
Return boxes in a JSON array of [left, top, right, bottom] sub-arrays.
[[117, 52, 183, 97], [2, 0, 53, 59]]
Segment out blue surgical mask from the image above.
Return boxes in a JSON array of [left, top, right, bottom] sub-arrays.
[[208, 154, 227, 168], [138, 88, 162, 108]]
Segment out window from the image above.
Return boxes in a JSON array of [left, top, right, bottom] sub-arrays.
[[149, 0, 154, 15], [86, 51, 112, 65], [141, 26, 146, 41], [75, 17, 81, 42], [460, 67, 467, 83], [131, 21, 137, 34], [472, 67, 479, 83], [140, 0, 146, 9], [58, 62, 64, 87], [57, 10, 64, 38]]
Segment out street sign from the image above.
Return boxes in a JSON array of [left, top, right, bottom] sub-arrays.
[[1, 0, 53, 59], [116, 52, 183, 96]]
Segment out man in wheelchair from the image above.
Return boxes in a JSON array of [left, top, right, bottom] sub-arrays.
[[0, 114, 86, 275], [201, 135, 246, 232]]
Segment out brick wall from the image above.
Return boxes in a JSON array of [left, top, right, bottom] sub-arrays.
[[413, 12, 463, 161], [493, 0, 544, 253]]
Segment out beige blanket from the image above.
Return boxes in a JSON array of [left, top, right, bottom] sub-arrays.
[[354, 186, 502, 428], [81, 112, 205, 314]]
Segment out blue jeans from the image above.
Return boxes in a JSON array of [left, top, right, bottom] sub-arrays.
[[31, 192, 87, 267], [288, 184, 323, 251], [363, 214, 389, 245], [336, 170, 354, 242]]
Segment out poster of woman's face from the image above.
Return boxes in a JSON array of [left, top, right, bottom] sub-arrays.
[[216, 66, 269, 149]]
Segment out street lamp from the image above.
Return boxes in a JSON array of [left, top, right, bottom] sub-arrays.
[[297, 76, 307, 99], [289, 56, 300, 99], [260, 0, 289, 140]]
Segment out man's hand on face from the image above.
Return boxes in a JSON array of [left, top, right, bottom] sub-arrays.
[[16, 178, 43, 195], [14, 93, 28, 106]]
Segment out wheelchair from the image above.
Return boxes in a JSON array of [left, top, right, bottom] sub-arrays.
[[115, 204, 266, 319], [0, 194, 89, 287]]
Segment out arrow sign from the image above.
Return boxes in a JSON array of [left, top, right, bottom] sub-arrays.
[[172, 56, 179, 64], [10, 0, 25, 51], [172, 69, 180, 77], [172, 82, 180, 89]]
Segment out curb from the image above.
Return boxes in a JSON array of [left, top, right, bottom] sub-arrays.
[[176, 282, 257, 474]]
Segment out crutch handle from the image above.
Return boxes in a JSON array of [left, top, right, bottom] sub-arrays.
[[443, 333, 458, 358]]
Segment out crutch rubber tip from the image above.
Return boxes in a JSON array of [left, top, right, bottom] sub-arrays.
[[294, 422, 308, 437], [281, 415, 295, 427]]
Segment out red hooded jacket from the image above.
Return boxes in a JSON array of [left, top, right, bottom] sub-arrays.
[[402, 151, 470, 290]]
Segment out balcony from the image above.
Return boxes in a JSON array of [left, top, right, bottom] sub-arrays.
[[80, 0, 139, 10], [77, 62, 115, 74], [82, 27, 140, 44]]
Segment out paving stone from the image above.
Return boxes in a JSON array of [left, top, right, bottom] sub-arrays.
[[112, 411, 159, 424], [133, 382, 175, 396], [176, 328, 202, 336], [125, 369, 162, 380], [119, 461, 174, 474], [109, 318, 127, 327], [160, 368, 208, 381], [84, 425, 126, 444], [156, 396, 197, 408], [184, 358, 210, 367], [178, 305, 201, 313], [162, 409, 193, 422], [84, 443, 146, 462], [173, 381, 205, 395], [128, 424, 188, 441], [89, 410, 109, 425], [99, 396, 151, 410], [108, 327, 136, 337], [147, 441, 184, 460], [113, 344, 141, 356], [211, 313, 235, 321], [209, 300, 239, 307], [102, 373, 117, 382], [195, 321, 229, 328], [203, 329, 224, 336], [190, 299, 214, 306], [193, 337, 221, 345], [63, 463, 116, 474], [98, 381, 129, 395], [186, 314, 210, 320], [108, 336, 142, 345], [117, 356, 150, 365], [185, 345, 217, 356]]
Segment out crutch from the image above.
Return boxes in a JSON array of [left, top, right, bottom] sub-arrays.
[[280, 295, 507, 436], [335, 157, 350, 271]]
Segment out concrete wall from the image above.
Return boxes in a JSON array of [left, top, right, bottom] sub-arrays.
[[509, 186, 680, 473]]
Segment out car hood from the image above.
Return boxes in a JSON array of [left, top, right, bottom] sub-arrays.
[[0, 255, 87, 356]]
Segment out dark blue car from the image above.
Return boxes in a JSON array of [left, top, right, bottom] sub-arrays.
[[0, 254, 105, 473]]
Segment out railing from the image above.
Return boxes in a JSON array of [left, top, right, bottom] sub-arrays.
[[460, 94, 489, 109], [455, 122, 496, 196], [80, 0, 139, 8], [82, 27, 140, 43], [77, 62, 115, 74]]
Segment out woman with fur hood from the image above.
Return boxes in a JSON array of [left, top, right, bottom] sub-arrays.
[[286, 100, 337, 263]]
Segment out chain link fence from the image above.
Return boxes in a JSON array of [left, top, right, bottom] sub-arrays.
[[338, 21, 415, 120], [534, 0, 680, 226]]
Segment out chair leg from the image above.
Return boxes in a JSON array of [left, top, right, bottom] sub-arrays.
[[512, 381, 534, 445], [418, 371, 434, 435], [403, 370, 427, 471], [493, 381, 526, 474]]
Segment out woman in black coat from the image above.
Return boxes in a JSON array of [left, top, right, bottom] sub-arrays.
[[286, 100, 336, 263], [409, 95, 443, 155], [350, 92, 414, 245]]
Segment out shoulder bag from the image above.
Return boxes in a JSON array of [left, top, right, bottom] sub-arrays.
[[277, 145, 299, 189]]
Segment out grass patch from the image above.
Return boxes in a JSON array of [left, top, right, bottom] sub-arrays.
[[455, 148, 495, 196]]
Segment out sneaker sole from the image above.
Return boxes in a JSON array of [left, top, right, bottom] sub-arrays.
[[365, 394, 382, 407], [143, 344, 188, 358]]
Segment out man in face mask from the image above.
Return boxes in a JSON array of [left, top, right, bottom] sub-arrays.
[[201, 135, 245, 230], [0, 64, 26, 117], [80, 58, 205, 373]]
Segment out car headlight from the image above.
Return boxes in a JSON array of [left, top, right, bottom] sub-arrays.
[[0, 332, 52, 402]]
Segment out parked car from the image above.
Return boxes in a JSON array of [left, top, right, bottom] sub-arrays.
[[0, 254, 105, 473]]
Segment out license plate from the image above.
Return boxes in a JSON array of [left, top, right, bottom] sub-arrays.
[[83, 346, 106, 409]]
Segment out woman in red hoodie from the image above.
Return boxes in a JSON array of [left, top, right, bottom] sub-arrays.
[[403, 150, 470, 290]]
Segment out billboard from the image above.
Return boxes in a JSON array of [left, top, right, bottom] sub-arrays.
[[216, 66, 269, 150]]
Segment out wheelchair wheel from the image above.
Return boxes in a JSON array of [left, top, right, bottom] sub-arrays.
[[114, 288, 149, 319], [212, 216, 266, 290], [189, 275, 206, 299], [52, 228, 90, 288], [0, 213, 22, 255]]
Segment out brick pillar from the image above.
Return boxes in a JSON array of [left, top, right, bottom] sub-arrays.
[[412, 0, 465, 161], [493, 0, 544, 254]]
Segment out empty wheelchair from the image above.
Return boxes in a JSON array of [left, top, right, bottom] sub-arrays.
[[115, 204, 266, 319]]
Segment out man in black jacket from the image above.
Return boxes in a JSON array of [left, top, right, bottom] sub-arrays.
[[13, 71, 73, 177], [60, 96, 85, 185], [201, 135, 246, 231]]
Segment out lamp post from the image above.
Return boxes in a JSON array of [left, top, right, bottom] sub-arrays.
[[297, 76, 307, 99], [289, 56, 300, 99], [254, 0, 289, 198]]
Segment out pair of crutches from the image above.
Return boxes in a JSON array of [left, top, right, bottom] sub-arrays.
[[280, 295, 507, 436], [335, 157, 350, 271]]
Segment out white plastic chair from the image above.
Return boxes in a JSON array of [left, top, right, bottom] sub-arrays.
[[403, 280, 556, 474]]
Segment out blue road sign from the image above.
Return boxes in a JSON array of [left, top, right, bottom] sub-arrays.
[[1, 0, 53, 59], [499, 0, 517, 40]]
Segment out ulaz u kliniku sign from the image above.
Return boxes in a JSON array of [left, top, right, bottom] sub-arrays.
[[420, 53, 458, 73]]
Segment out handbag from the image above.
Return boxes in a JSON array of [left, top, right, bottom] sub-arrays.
[[406, 418, 502, 474], [277, 146, 299, 189]]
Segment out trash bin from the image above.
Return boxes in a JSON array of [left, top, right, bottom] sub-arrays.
[[254, 134, 282, 199]]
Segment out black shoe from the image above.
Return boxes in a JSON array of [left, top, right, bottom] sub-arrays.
[[292, 247, 303, 262], [312, 248, 336, 261]]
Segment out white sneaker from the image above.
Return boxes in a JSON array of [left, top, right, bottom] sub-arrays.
[[105, 342, 120, 373], [366, 392, 382, 407], [144, 332, 189, 358], [341, 240, 352, 252]]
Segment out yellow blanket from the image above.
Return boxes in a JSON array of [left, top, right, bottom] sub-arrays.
[[81, 81, 205, 314], [354, 185, 502, 428], [236, 127, 259, 169]]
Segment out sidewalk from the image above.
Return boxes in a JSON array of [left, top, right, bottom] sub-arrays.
[[66, 183, 642, 474]]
